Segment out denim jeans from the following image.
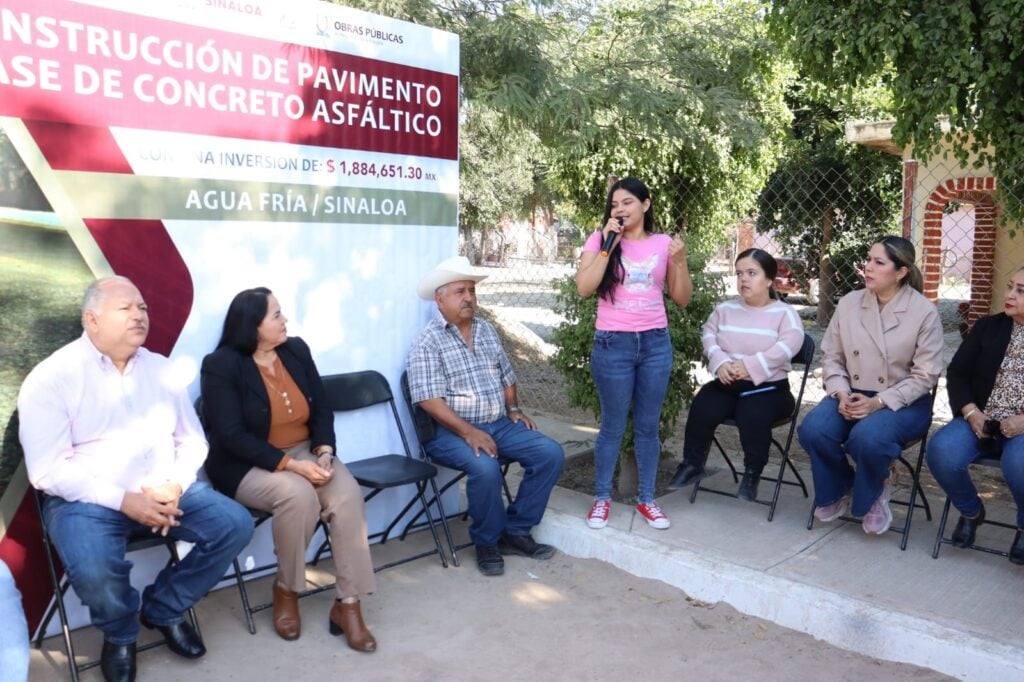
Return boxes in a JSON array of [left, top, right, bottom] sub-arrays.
[[0, 558, 29, 682], [590, 328, 673, 504], [425, 416, 564, 547], [926, 418, 1024, 528], [797, 392, 933, 517], [43, 481, 254, 644]]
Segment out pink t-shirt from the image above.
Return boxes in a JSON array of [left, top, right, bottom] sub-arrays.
[[583, 231, 671, 331]]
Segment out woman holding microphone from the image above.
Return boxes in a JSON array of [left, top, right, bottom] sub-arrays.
[[575, 177, 692, 530]]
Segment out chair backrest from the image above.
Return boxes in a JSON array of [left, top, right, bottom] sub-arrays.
[[321, 371, 415, 458], [321, 370, 393, 412], [399, 371, 437, 444], [790, 333, 816, 416]]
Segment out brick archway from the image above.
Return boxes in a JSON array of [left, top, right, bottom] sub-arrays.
[[921, 176, 997, 324]]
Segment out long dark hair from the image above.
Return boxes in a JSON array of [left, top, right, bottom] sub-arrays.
[[878, 236, 924, 293], [597, 177, 656, 301], [735, 248, 779, 300], [216, 287, 272, 354]]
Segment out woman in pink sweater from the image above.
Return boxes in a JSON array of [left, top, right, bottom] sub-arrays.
[[668, 249, 805, 501]]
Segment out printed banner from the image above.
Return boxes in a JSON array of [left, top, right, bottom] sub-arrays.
[[0, 0, 459, 635]]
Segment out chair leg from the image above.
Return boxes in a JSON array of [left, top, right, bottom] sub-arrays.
[[768, 449, 789, 522], [932, 496, 954, 559], [500, 462, 514, 504], [428, 476, 460, 567], [806, 500, 816, 531], [414, 482, 449, 569], [39, 531, 79, 682], [232, 558, 257, 635]]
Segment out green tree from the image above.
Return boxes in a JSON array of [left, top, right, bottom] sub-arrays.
[[755, 81, 902, 325], [769, 0, 1024, 210]]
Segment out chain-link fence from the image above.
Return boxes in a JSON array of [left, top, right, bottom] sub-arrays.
[[464, 153, 1024, 434]]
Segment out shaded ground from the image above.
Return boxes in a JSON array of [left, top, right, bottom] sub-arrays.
[[30, 521, 950, 682]]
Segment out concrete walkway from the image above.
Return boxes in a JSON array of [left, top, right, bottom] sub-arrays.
[[529, 413, 1024, 682]]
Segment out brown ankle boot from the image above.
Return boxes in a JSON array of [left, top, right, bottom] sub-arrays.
[[272, 582, 300, 640], [328, 599, 377, 652]]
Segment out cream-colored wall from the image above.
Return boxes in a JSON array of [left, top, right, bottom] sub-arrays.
[[904, 142, 1024, 314]]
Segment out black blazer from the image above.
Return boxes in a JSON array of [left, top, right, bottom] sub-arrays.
[[946, 313, 1015, 415], [200, 336, 335, 498]]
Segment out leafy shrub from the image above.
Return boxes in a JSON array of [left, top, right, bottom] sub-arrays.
[[551, 252, 723, 455]]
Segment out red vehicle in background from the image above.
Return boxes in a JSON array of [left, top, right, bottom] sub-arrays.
[[774, 256, 819, 305]]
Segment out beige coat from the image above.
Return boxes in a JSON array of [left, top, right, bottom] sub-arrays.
[[821, 285, 943, 409]]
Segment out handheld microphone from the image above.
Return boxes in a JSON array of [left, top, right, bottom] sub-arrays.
[[600, 217, 624, 257]]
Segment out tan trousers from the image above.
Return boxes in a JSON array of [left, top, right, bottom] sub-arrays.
[[234, 441, 377, 599]]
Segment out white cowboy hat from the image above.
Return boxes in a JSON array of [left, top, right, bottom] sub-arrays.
[[417, 255, 488, 300]]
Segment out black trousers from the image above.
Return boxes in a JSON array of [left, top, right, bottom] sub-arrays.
[[682, 378, 794, 473]]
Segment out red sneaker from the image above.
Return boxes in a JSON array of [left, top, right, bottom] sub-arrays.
[[586, 499, 611, 529], [636, 502, 671, 529]]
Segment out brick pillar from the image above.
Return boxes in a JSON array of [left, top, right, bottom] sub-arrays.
[[921, 176, 997, 323]]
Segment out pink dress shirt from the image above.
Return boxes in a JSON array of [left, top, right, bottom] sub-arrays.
[[18, 333, 207, 511]]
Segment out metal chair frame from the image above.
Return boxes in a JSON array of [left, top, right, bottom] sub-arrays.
[[689, 334, 815, 521], [398, 372, 515, 558], [31, 488, 200, 681], [932, 455, 1021, 560], [319, 370, 455, 573], [806, 386, 937, 551]]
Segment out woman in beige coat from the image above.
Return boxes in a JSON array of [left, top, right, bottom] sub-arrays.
[[797, 237, 943, 535]]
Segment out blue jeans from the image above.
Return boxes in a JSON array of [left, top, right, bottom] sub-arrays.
[[926, 418, 1024, 528], [591, 328, 673, 503], [798, 392, 933, 517], [425, 416, 564, 547], [43, 481, 254, 644], [0, 559, 29, 682]]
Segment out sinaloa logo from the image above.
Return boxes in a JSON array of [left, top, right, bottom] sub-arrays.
[[205, 0, 263, 16]]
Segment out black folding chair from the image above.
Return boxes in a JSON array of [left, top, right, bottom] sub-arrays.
[[689, 333, 814, 521], [806, 385, 936, 551], [194, 397, 332, 635], [320, 370, 455, 573], [31, 488, 200, 681], [932, 455, 1021, 560], [398, 372, 515, 558]]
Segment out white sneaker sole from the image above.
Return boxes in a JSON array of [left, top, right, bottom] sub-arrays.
[[586, 517, 609, 529], [641, 516, 671, 530]]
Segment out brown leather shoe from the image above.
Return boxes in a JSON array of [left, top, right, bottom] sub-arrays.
[[328, 599, 377, 652], [272, 582, 300, 641]]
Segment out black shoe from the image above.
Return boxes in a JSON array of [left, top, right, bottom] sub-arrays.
[[738, 469, 761, 502], [100, 641, 136, 682], [1010, 532, 1024, 565], [140, 612, 206, 659], [497, 533, 556, 560], [951, 505, 985, 548], [475, 545, 505, 576], [667, 462, 706, 490]]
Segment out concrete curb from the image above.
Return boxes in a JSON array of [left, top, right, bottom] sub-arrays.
[[535, 506, 1024, 682]]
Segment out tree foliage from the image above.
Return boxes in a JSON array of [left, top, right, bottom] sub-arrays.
[[756, 81, 902, 323], [769, 0, 1024, 210]]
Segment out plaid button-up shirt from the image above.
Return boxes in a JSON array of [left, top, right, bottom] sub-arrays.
[[406, 313, 516, 425]]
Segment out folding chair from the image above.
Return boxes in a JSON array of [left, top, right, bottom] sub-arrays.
[[689, 333, 814, 521], [806, 385, 936, 551], [320, 370, 455, 573], [398, 371, 515, 557], [932, 455, 1021, 560], [31, 488, 200, 681], [194, 396, 333, 635]]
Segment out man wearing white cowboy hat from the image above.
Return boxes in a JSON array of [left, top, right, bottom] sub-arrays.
[[407, 256, 565, 576]]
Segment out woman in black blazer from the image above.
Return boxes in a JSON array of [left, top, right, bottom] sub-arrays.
[[926, 269, 1024, 564], [201, 287, 377, 651]]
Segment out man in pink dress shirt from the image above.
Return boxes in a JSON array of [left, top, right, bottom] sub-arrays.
[[18, 277, 253, 682]]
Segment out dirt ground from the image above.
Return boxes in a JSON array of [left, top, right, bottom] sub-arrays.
[[29, 531, 949, 682]]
